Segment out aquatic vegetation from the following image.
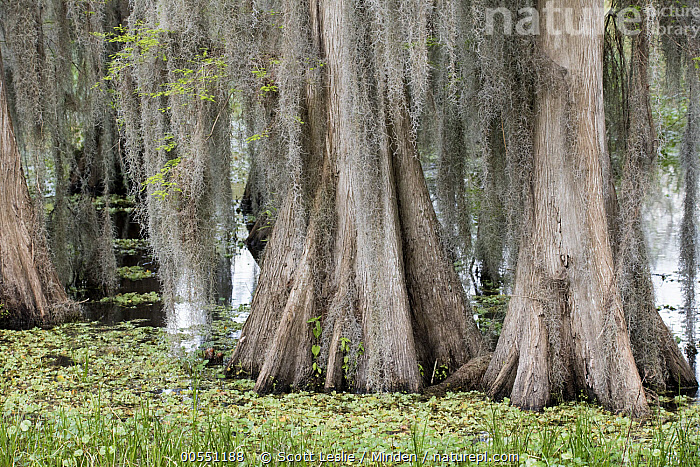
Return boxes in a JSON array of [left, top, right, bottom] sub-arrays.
[[98, 292, 161, 308], [117, 266, 156, 281], [113, 239, 150, 256], [473, 294, 509, 347], [94, 195, 136, 214], [1, 322, 699, 466]]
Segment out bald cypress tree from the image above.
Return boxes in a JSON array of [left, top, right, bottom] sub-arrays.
[[479, 0, 698, 416], [227, 0, 486, 393], [0, 47, 76, 329], [612, 2, 696, 394], [102, 0, 695, 406], [481, 0, 650, 416]]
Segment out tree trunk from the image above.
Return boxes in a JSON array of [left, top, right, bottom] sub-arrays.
[[482, 1, 649, 416], [678, 49, 700, 383], [0, 48, 76, 329], [616, 24, 697, 394], [227, 0, 485, 393]]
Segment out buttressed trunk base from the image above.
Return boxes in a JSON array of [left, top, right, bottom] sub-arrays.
[[482, 0, 649, 417], [227, 0, 485, 394]]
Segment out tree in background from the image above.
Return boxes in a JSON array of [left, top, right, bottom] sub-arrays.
[[108, 1, 239, 309], [1, 0, 128, 296], [672, 1, 700, 384], [609, 0, 696, 395], [0, 47, 77, 328]]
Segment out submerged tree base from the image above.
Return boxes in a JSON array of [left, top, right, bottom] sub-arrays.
[[226, 0, 485, 394]]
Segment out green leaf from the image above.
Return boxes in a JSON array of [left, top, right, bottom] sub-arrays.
[[19, 420, 31, 432]]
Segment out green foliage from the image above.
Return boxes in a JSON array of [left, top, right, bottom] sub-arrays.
[[99, 292, 161, 307], [308, 317, 323, 376], [432, 364, 449, 384], [254, 208, 277, 230], [93, 195, 136, 214], [259, 83, 278, 94], [340, 337, 351, 372], [142, 157, 182, 201], [116, 266, 155, 281], [102, 23, 168, 79], [245, 129, 269, 143], [1, 323, 699, 466], [306, 58, 326, 72], [307, 317, 322, 340], [104, 24, 231, 108], [154, 133, 177, 153], [113, 239, 150, 256], [473, 294, 510, 345], [251, 61, 279, 98], [150, 51, 228, 103], [336, 337, 365, 383]]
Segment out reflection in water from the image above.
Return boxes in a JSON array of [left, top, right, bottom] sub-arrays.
[[168, 270, 210, 352], [646, 174, 700, 386], [83, 301, 165, 327], [228, 247, 258, 339], [166, 246, 258, 351], [230, 247, 258, 309]]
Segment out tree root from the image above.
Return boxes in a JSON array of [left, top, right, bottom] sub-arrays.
[[423, 354, 492, 397]]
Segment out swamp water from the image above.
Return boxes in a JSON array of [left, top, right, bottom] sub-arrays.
[[646, 174, 700, 391], [78, 173, 698, 396]]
